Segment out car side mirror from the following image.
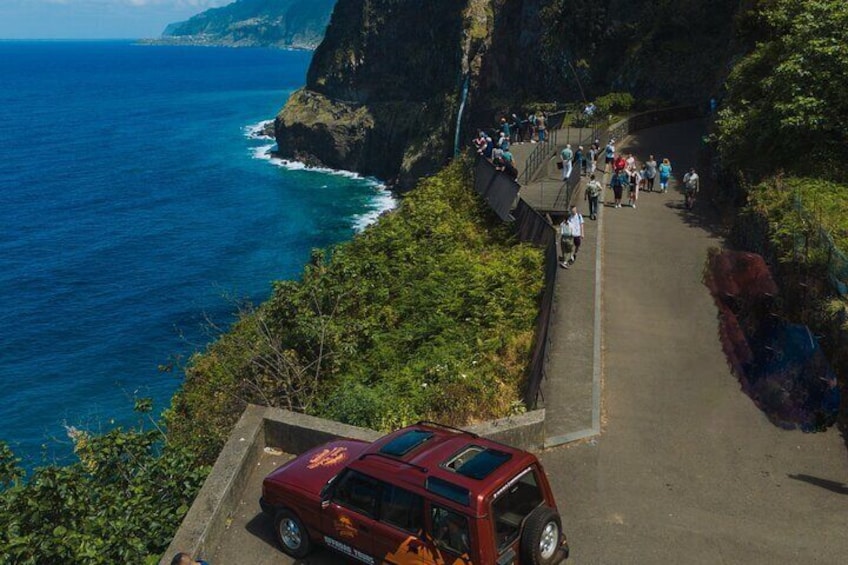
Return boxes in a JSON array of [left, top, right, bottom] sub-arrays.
[[319, 474, 338, 507]]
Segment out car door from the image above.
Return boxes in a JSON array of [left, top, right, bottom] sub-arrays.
[[371, 482, 436, 565], [321, 469, 379, 564]]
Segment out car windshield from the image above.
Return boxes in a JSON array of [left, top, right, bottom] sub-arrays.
[[491, 467, 544, 551]]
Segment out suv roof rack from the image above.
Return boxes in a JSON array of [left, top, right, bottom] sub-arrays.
[[358, 452, 429, 474], [415, 420, 479, 438]]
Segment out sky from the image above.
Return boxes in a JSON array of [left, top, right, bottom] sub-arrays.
[[0, 0, 232, 39]]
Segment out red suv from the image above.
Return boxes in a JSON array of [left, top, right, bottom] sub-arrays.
[[261, 422, 568, 564]]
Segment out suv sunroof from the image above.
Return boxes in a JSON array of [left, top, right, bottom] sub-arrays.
[[446, 446, 512, 480], [379, 430, 434, 457]]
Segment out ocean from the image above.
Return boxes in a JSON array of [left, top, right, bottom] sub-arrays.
[[0, 41, 395, 469]]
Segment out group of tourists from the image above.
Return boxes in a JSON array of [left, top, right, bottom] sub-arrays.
[[473, 127, 518, 180], [559, 140, 701, 268], [559, 138, 602, 181], [606, 151, 673, 209], [472, 111, 555, 180]]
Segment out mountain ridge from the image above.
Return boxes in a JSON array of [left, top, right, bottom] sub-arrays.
[[149, 0, 336, 50]]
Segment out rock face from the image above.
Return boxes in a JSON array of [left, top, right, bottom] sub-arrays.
[[155, 0, 337, 50], [275, 0, 745, 187]]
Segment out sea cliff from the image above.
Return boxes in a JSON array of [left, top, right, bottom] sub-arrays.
[[274, 0, 744, 187]]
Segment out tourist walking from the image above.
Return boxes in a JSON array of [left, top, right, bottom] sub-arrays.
[[683, 167, 700, 209], [604, 139, 615, 171], [537, 112, 547, 142], [560, 205, 584, 268], [644, 154, 658, 192], [585, 173, 602, 220], [576, 145, 586, 175], [658, 158, 672, 193], [610, 169, 628, 208], [500, 117, 511, 142], [628, 167, 641, 208], [588, 143, 598, 175], [625, 152, 636, 173], [613, 153, 627, 177], [560, 144, 574, 180]]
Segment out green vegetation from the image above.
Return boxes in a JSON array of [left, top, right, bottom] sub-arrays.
[[716, 0, 848, 177], [717, 0, 848, 431], [0, 424, 209, 563], [167, 159, 544, 462], [742, 176, 848, 265]]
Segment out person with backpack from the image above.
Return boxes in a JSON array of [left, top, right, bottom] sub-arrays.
[[585, 174, 602, 220]]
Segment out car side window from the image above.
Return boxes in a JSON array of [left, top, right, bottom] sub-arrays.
[[380, 483, 424, 533], [492, 467, 544, 550], [332, 470, 379, 517], [431, 505, 471, 556]]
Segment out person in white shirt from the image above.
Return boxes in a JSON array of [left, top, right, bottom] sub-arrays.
[[560, 205, 584, 268], [683, 168, 700, 209]]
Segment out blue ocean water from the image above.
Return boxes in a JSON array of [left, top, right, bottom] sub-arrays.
[[0, 41, 394, 468]]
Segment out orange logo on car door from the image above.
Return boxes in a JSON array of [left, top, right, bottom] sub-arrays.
[[384, 535, 473, 565], [333, 515, 359, 539]]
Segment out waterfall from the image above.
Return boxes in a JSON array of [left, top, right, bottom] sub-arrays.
[[453, 74, 470, 156]]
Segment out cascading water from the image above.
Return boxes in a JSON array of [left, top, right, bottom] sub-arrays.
[[454, 74, 470, 156]]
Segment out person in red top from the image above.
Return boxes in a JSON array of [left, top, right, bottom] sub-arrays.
[[613, 153, 627, 175]]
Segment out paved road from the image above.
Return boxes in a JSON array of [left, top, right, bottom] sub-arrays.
[[545, 120, 848, 564], [213, 120, 848, 564]]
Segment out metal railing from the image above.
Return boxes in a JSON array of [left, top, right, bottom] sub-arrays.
[[473, 104, 705, 410], [522, 129, 559, 185]]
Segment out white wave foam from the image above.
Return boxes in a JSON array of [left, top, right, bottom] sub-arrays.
[[351, 188, 398, 232], [248, 140, 397, 231], [252, 143, 277, 161], [244, 120, 274, 140]]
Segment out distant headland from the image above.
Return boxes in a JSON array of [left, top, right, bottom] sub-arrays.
[[141, 0, 336, 50]]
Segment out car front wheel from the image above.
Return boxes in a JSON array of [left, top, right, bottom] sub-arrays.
[[274, 508, 312, 558], [520, 506, 564, 564]]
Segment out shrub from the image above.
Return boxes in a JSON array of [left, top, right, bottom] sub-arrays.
[[166, 159, 545, 462]]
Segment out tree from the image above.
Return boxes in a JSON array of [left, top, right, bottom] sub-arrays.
[[717, 0, 848, 177]]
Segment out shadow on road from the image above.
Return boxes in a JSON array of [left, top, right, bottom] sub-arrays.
[[663, 195, 727, 241], [787, 474, 848, 495]]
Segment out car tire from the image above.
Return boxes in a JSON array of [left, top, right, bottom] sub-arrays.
[[274, 508, 312, 558], [520, 506, 563, 565]]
